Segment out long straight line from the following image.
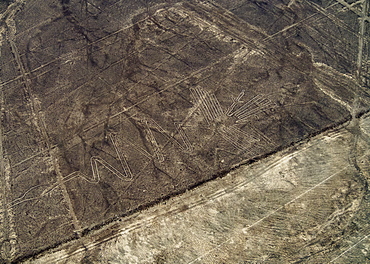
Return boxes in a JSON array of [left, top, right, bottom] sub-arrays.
[[0, 42, 11, 262], [198, 87, 218, 121], [232, 95, 264, 117], [83, 48, 244, 133], [329, 233, 369, 263], [188, 165, 349, 264], [262, 1, 340, 42], [193, 87, 213, 122], [8, 27, 83, 233], [0, 16, 150, 89], [356, 0, 368, 81], [190, 88, 211, 123]]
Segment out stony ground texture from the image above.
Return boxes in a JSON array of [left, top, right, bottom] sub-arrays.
[[0, 0, 369, 263]]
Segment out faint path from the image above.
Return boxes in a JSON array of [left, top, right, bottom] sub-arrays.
[[5, 1, 370, 262], [0, 1, 25, 261], [356, 0, 369, 81], [2, 0, 82, 239], [22, 118, 369, 263]]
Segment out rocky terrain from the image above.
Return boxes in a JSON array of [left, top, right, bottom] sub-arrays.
[[0, 0, 369, 263]]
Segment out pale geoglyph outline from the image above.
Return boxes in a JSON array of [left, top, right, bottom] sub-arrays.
[[60, 115, 194, 185], [40, 81, 277, 190], [5, 1, 366, 258], [190, 86, 276, 152], [6, 133, 136, 209], [7, 114, 200, 210], [144, 119, 165, 163], [219, 125, 261, 151], [190, 86, 224, 124], [174, 122, 194, 152], [35, 129, 360, 264], [65, 133, 136, 184]]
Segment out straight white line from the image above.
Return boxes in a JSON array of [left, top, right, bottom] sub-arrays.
[[329, 233, 369, 263], [187, 166, 349, 264]]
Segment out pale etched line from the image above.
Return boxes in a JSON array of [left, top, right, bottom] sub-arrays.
[[10, 27, 83, 232], [250, 126, 274, 145], [210, 92, 224, 118], [329, 234, 369, 263], [7, 184, 47, 208], [175, 123, 194, 152], [38, 172, 89, 199], [209, 94, 223, 120], [113, 115, 152, 160], [11, 146, 57, 168], [218, 126, 255, 151], [226, 90, 245, 116], [222, 127, 253, 147], [198, 87, 221, 121], [68, 159, 106, 184], [179, 129, 193, 151], [147, 119, 169, 138], [46, 30, 192, 108], [146, 118, 188, 152], [188, 166, 350, 264], [0, 16, 153, 89], [313, 78, 352, 112], [200, 87, 224, 119], [119, 135, 152, 160], [224, 125, 258, 142], [0, 33, 15, 261], [205, 91, 220, 120], [89, 157, 104, 183], [356, 0, 368, 80], [42, 175, 76, 195], [219, 132, 246, 150], [8, 0, 165, 69], [36, 130, 339, 263], [145, 120, 165, 163], [219, 127, 241, 149], [15, 17, 55, 37], [9, 39, 52, 152], [9, 28, 81, 232], [176, 82, 215, 128], [90, 156, 132, 182], [231, 94, 264, 117], [219, 125, 265, 152], [237, 97, 272, 119], [335, 0, 364, 16], [50, 154, 83, 232], [305, 0, 367, 39], [6, 10, 85, 234], [147, 39, 193, 68], [108, 134, 133, 180], [54, 220, 74, 233], [117, 36, 195, 97], [236, 102, 274, 121], [10, 143, 136, 207], [195, 87, 217, 122], [228, 125, 261, 142], [236, 103, 276, 123], [262, 1, 340, 42], [66, 153, 135, 184], [83, 46, 246, 133], [45, 44, 147, 103], [7, 197, 40, 209], [1, 59, 72, 94], [190, 87, 212, 124], [191, 86, 224, 122]]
